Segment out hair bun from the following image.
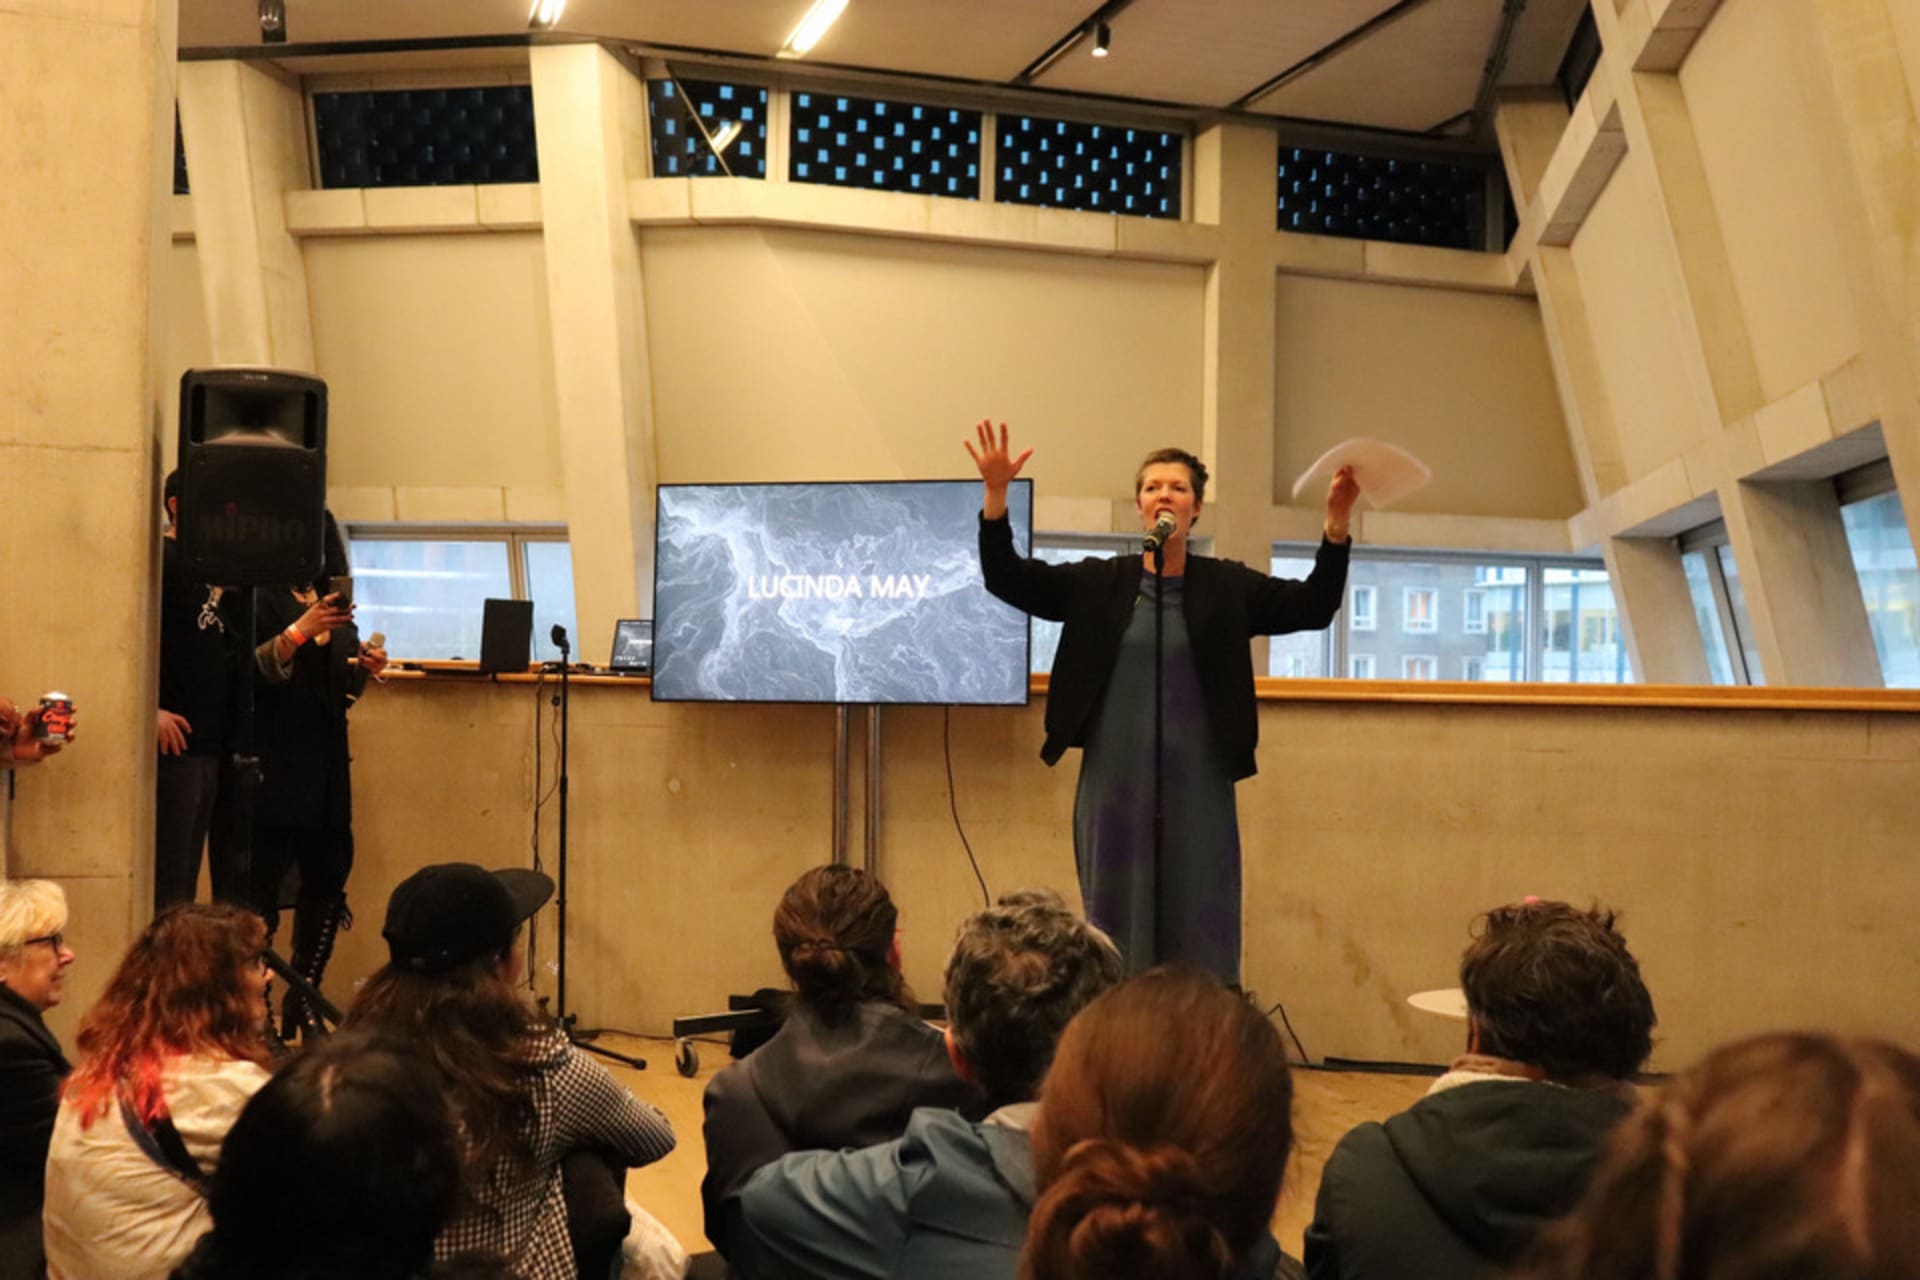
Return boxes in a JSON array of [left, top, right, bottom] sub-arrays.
[[1040, 1140, 1236, 1280]]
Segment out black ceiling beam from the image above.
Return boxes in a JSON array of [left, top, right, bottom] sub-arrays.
[[1014, 0, 1140, 85], [1462, 0, 1531, 138], [1226, 0, 1445, 112]]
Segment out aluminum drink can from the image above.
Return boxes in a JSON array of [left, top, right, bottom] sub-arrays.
[[35, 693, 74, 744]]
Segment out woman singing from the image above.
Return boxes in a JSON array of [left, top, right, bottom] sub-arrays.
[[968, 421, 1356, 983]]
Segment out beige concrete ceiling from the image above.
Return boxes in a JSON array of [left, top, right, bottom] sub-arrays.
[[181, 0, 1589, 139]]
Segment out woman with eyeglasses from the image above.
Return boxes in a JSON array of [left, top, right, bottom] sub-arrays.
[[41, 902, 274, 1280], [0, 879, 75, 1279]]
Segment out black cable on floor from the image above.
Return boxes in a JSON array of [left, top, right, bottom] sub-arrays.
[[1266, 999, 1311, 1065]]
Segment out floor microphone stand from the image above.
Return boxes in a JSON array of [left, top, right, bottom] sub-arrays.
[[548, 625, 646, 1071], [1150, 537, 1167, 961]]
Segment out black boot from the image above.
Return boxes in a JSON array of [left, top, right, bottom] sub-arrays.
[[281, 892, 351, 1045]]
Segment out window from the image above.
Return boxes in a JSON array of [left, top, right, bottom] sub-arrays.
[[1349, 653, 1376, 679], [791, 92, 980, 197], [1402, 655, 1437, 680], [1027, 537, 1129, 673], [1679, 521, 1763, 684], [1837, 462, 1920, 688], [1463, 587, 1487, 634], [1349, 584, 1377, 632], [647, 78, 769, 178], [1276, 146, 1498, 251], [312, 86, 538, 188], [1274, 548, 1625, 683], [173, 108, 189, 195], [1403, 587, 1438, 634], [1270, 555, 1330, 676], [345, 527, 575, 664], [996, 115, 1183, 218]]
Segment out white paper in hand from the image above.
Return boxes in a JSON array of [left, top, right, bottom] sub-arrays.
[[1290, 438, 1432, 510]]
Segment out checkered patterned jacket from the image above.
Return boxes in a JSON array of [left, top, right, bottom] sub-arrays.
[[435, 1028, 676, 1279]]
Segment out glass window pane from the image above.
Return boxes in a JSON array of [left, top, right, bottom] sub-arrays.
[[1267, 556, 1330, 676], [1682, 550, 1737, 685], [1030, 541, 1125, 673], [1541, 566, 1632, 683], [1340, 558, 1528, 681], [1715, 543, 1765, 683], [347, 538, 513, 661], [522, 541, 577, 665], [1841, 490, 1920, 688]]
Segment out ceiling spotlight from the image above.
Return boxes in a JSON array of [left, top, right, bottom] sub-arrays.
[[258, 0, 286, 43], [528, 0, 566, 30], [780, 0, 850, 58], [1091, 21, 1110, 57], [709, 119, 744, 155]]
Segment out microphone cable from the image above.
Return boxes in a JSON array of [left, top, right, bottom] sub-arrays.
[[943, 706, 991, 908]]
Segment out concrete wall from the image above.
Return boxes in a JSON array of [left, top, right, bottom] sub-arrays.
[[327, 677, 1920, 1072]]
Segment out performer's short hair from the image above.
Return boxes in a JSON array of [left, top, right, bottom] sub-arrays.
[[1134, 448, 1209, 504]]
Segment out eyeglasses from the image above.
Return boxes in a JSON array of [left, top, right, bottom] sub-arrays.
[[23, 932, 65, 951]]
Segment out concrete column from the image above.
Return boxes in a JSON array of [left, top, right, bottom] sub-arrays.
[[1494, 89, 1572, 209], [0, 0, 179, 1038], [1720, 478, 1882, 686], [176, 60, 315, 371], [1531, 247, 1627, 503], [530, 45, 658, 665], [1602, 537, 1712, 683]]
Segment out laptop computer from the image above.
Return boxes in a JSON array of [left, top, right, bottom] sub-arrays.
[[610, 618, 652, 675]]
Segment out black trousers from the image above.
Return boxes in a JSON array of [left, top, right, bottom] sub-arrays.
[[154, 754, 246, 912]]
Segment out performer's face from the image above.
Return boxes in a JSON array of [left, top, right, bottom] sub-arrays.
[[1136, 462, 1202, 540]]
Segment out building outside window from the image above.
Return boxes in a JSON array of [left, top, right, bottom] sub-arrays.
[[1349, 584, 1377, 631], [1402, 654, 1437, 680], [1403, 586, 1438, 634], [1463, 587, 1487, 633], [1349, 653, 1376, 679]]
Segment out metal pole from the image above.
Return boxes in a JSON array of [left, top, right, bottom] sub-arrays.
[[864, 705, 881, 875], [832, 705, 849, 865]]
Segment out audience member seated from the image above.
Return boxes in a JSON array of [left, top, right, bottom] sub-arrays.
[[345, 862, 677, 1280], [702, 866, 983, 1264], [737, 888, 1123, 1280], [0, 880, 74, 1280], [42, 904, 273, 1280], [1022, 966, 1302, 1280], [1304, 899, 1656, 1280], [171, 1031, 463, 1280], [1514, 1031, 1920, 1280]]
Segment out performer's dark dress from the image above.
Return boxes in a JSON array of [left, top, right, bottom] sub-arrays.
[[979, 514, 1349, 982]]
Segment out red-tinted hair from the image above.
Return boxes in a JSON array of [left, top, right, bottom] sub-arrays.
[[1022, 967, 1293, 1280], [64, 903, 271, 1126]]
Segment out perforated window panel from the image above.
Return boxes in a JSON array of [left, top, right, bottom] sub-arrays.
[[646, 79, 769, 178], [1276, 148, 1487, 251], [790, 92, 980, 198], [996, 116, 1181, 219], [313, 86, 538, 189]]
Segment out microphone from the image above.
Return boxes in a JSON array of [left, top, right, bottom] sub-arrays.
[[1142, 510, 1177, 553], [550, 624, 570, 657]]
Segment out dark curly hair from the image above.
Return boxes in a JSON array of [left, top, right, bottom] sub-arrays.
[[1459, 899, 1655, 1082], [942, 889, 1122, 1107]]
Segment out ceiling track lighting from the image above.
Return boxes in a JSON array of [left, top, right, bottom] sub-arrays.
[[528, 0, 566, 31], [1091, 20, 1111, 57], [258, 0, 286, 44]]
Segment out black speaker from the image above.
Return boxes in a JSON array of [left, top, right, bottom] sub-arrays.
[[479, 598, 533, 674], [176, 367, 328, 587]]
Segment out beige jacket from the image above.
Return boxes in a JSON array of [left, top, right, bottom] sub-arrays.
[[41, 1054, 270, 1280]]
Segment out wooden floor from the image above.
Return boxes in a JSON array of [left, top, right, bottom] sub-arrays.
[[598, 1032, 1432, 1260]]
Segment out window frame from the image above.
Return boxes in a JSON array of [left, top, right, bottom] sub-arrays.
[[1401, 654, 1437, 680], [1349, 583, 1377, 632], [1348, 653, 1376, 679], [1462, 586, 1488, 634], [1402, 586, 1439, 635], [1677, 519, 1757, 685], [342, 522, 571, 660]]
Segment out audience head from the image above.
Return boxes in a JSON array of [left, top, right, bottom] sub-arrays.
[[773, 865, 912, 1023], [942, 889, 1122, 1108], [174, 1032, 463, 1280], [66, 902, 270, 1124], [349, 863, 555, 1173], [1459, 898, 1655, 1083], [1022, 967, 1293, 1280], [0, 879, 74, 1013], [1518, 1032, 1920, 1280]]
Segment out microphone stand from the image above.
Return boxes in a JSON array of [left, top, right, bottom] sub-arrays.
[[1149, 532, 1166, 965], [546, 625, 646, 1071]]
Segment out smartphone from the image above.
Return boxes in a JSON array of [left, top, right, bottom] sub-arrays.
[[328, 575, 354, 610]]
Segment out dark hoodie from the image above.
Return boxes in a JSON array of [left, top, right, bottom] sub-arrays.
[[1303, 1077, 1631, 1280], [702, 1001, 983, 1262]]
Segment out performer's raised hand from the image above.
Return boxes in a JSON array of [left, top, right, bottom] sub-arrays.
[[1324, 465, 1359, 542], [964, 419, 1032, 520]]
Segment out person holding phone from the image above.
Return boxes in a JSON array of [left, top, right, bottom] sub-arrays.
[[248, 512, 388, 1041]]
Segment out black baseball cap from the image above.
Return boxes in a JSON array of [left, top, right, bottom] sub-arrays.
[[382, 863, 554, 976]]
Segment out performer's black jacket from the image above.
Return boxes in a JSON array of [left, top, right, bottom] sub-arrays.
[[978, 512, 1349, 781]]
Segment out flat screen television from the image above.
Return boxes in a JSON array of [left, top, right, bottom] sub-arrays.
[[651, 479, 1033, 705]]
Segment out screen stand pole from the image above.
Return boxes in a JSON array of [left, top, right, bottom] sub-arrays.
[[550, 633, 647, 1071], [864, 705, 881, 875], [832, 706, 851, 864]]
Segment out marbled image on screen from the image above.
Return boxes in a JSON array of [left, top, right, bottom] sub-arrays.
[[652, 481, 1032, 704]]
